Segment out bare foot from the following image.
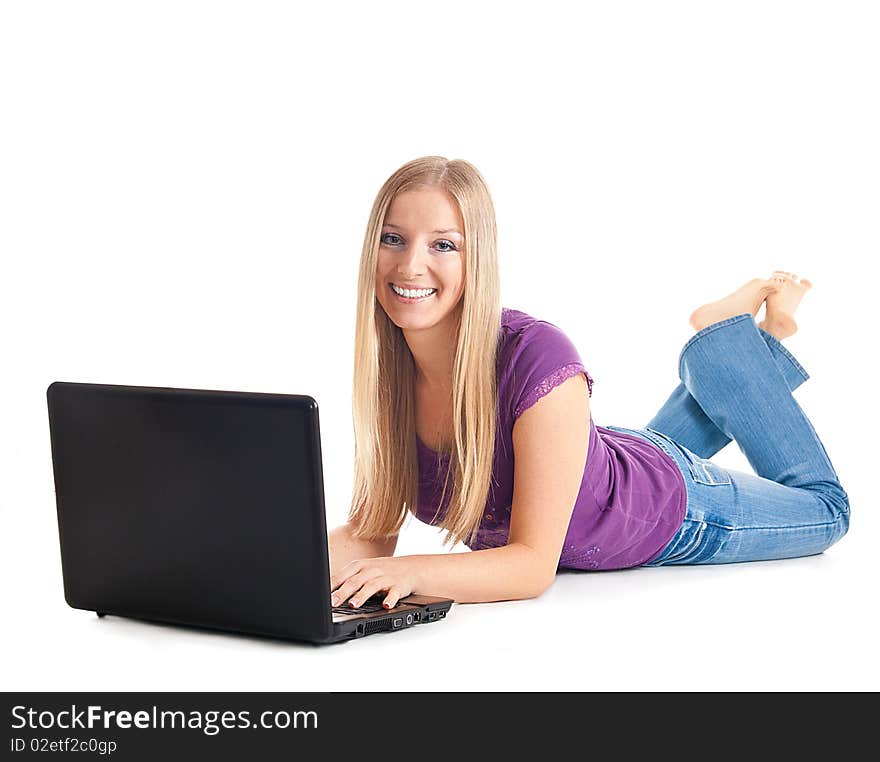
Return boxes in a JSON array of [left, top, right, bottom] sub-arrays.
[[689, 278, 781, 332], [758, 271, 812, 340]]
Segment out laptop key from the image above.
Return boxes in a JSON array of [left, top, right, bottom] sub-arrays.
[[331, 593, 389, 615], [333, 607, 379, 616]]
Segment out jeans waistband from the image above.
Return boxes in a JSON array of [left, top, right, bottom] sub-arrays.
[[603, 424, 691, 479]]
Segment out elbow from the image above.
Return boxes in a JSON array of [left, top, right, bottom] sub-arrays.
[[531, 573, 556, 599], [517, 569, 556, 601], [506, 543, 557, 600]]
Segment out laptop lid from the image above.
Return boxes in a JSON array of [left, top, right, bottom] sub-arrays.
[[46, 381, 335, 643]]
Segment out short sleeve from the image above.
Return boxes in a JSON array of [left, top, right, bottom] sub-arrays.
[[509, 321, 594, 422]]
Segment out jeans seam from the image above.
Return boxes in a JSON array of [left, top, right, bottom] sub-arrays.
[[644, 426, 731, 486], [702, 520, 736, 531], [678, 312, 753, 380], [723, 519, 840, 531], [757, 327, 810, 383]]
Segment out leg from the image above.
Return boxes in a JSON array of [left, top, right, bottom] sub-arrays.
[[677, 313, 848, 511], [631, 318, 851, 567], [638, 278, 849, 568], [640, 450, 851, 566], [646, 326, 810, 459]]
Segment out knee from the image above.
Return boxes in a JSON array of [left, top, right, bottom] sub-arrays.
[[828, 493, 851, 547], [825, 481, 851, 523], [837, 504, 851, 540]]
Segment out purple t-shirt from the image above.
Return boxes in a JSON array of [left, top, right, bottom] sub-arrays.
[[414, 307, 687, 570]]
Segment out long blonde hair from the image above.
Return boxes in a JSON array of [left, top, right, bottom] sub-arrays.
[[347, 156, 501, 548]]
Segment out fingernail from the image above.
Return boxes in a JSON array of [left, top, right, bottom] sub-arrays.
[[383, 601, 391, 609], [330, 596, 338, 606]]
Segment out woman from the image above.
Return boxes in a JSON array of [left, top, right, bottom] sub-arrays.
[[328, 156, 851, 611]]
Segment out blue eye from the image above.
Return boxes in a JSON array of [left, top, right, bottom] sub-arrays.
[[380, 232, 458, 253]]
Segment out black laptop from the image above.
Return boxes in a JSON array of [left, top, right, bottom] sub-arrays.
[[45, 381, 453, 644]]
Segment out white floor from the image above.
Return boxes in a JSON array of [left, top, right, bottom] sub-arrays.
[[4, 513, 874, 692]]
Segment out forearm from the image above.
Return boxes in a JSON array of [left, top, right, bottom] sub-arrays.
[[407, 543, 553, 603], [328, 523, 396, 578]]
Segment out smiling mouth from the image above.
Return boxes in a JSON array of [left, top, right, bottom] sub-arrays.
[[388, 283, 437, 302]]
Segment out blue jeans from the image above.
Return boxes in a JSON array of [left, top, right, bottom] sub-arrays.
[[606, 313, 850, 566]]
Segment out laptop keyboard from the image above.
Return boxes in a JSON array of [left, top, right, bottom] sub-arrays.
[[331, 593, 389, 616]]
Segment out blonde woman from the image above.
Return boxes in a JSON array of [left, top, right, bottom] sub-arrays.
[[328, 156, 850, 612]]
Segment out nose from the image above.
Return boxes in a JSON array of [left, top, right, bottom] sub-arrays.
[[396, 240, 429, 278]]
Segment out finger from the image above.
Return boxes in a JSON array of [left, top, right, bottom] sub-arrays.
[[348, 577, 393, 608], [382, 586, 405, 609], [330, 569, 382, 607], [330, 575, 366, 606], [330, 578, 366, 607], [330, 562, 371, 602], [348, 577, 392, 608], [330, 561, 363, 593]]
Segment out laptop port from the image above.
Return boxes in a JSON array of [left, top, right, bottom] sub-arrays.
[[356, 623, 365, 636], [392, 617, 403, 628], [406, 613, 413, 625], [413, 612, 421, 622]]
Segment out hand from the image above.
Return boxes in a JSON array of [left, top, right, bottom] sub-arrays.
[[330, 555, 422, 610]]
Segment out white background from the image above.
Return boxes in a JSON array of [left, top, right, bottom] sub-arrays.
[[2, 1, 878, 691]]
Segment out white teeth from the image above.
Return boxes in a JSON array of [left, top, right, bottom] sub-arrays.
[[391, 284, 436, 298]]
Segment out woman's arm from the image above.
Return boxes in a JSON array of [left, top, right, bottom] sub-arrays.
[[395, 543, 555, 603], [330, 545, 547, 608], [327, 523, 397, 578], [331, 372, 592, 607]]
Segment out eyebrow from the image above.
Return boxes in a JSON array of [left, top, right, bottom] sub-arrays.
[[384, 223, 463, 238]]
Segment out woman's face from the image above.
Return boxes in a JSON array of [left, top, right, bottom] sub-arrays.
[[374, 187, 466, 330]]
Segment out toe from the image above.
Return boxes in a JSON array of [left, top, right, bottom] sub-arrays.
[[801, 278, 812, 289]]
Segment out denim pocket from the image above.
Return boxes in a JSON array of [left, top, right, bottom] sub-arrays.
[[644, 427, 732, 487], [656, 519, 706, 564], [648, 519, 727, 566]]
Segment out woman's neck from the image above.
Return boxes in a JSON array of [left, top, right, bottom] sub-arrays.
[[403, 315, 458, 392]]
